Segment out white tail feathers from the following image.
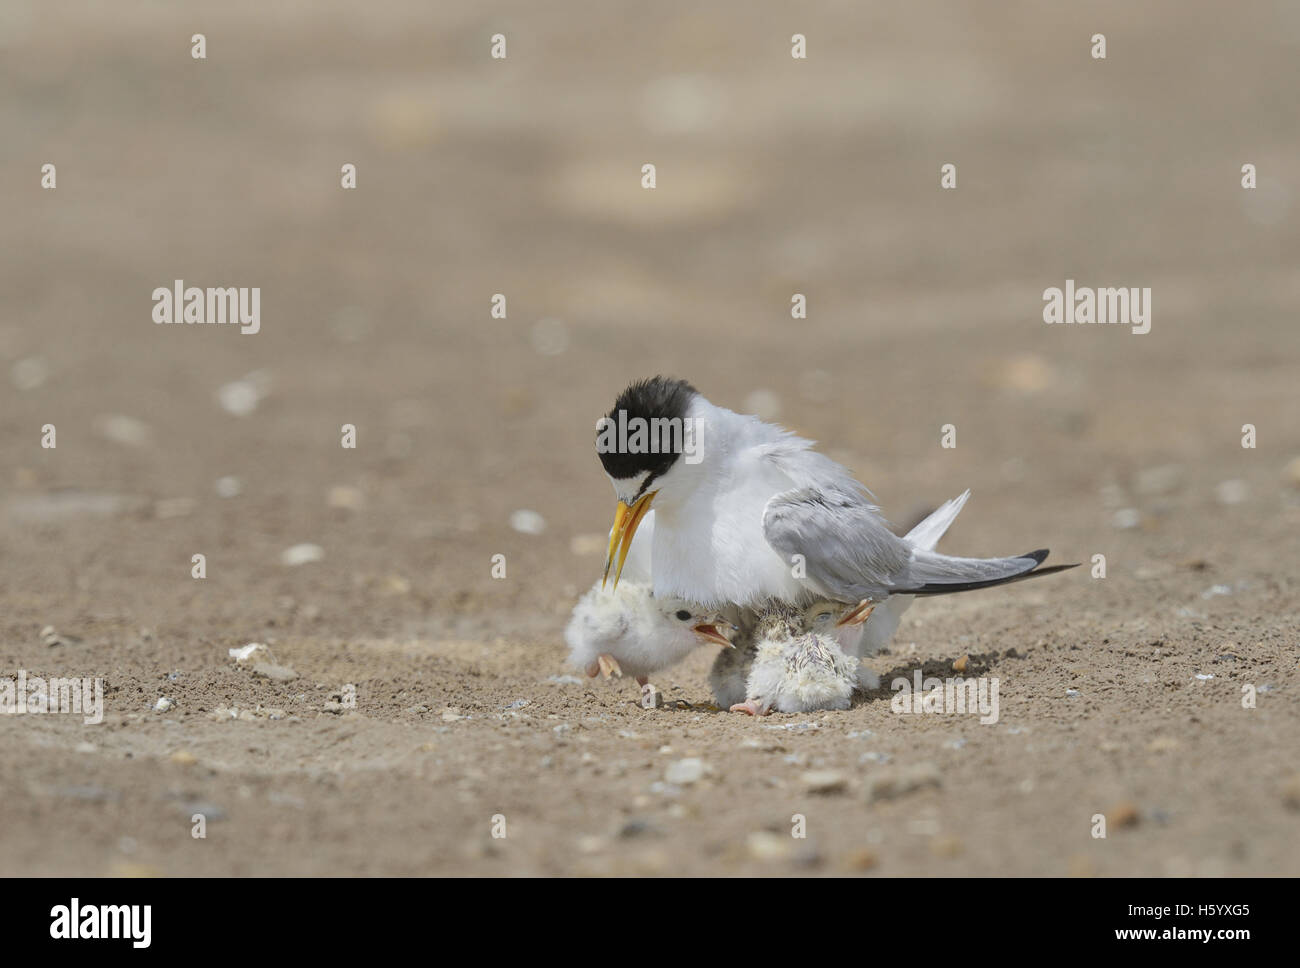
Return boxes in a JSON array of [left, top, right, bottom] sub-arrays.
[[898, 490, 1045, 591], [903, 489, 969, 552]]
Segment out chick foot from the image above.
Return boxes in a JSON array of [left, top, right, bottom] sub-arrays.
[[584, 653, 624, 679]]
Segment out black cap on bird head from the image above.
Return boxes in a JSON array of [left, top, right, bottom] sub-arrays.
[[595, 376, 698, 482], [595, 376, 698, 591]]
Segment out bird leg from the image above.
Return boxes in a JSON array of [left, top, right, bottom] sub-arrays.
[[585, 653, 624, 679], [728, 697, 772, 717]]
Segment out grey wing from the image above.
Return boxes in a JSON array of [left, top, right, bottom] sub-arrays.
[[762, 486, 1054, 601], [761, 487, 912, 602], [755, 437, 1056, 601]]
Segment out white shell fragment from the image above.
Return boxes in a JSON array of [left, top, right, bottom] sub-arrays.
[[228, 643, 270, 664]]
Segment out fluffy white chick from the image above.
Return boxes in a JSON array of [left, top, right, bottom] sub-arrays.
[[729, 602, 861, 716], [566, 510, 732, 701], [708, 597, 873, 709], [713, 492, 977, 713]]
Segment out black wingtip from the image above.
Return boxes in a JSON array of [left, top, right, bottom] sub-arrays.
[[905, 556, 1079, 596]]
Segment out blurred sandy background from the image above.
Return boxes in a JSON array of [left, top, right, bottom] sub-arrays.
[[2, 0, 1298, 875]]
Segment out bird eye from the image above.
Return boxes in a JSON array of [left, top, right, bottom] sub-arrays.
[[815, 611, 833, 623], [675, 609, 692, 621]]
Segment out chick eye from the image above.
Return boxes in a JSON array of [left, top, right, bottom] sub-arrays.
[[815, 611, 833, 623], [675, 609, 692, 621]]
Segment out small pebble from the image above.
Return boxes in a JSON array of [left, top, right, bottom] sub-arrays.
[[1134, 464, 1184, 496], [930, 835, 964, 858], [618, 819, 655, 839], [801, 770, 848, 795], [510, 509, 547, 535], [153, 697, 174, 713], [250, 662, 298, 683], [664, 758, 707, 785], [327, 485, 365, 510], [281, 543, 324, 566], [214, 475, 243, 498], [864, 763, 940, 802], [843, 847, 878, 871], [746, 831, 792, 861], [216, 372, 270, 417], [739, 737, 784, 752], [1214, 479, 1249, 505], [10, 356, 49, 391], [1111, 508, 1141, 529], [995, 353, 1053, 394], [1108, 801, 1140, 828], [1283, 456, 1300, 488], [96, 414, 151, 447], [228, 643, 270, 663]]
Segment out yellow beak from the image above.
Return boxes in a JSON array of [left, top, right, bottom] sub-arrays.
[[602, 491, 656, 591]]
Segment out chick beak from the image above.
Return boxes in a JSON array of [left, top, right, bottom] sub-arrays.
[[835, 599, 876, 628], [692, 622, 735, 649], [601, 491, 656, 591]]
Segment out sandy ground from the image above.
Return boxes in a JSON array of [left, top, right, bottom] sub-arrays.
[[2, 1, 1299, 876]]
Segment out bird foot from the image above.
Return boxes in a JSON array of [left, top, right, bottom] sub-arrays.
[[585, 653, 624, 679], [836, 599, 877, 628], [728, 698, 771, 717]]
